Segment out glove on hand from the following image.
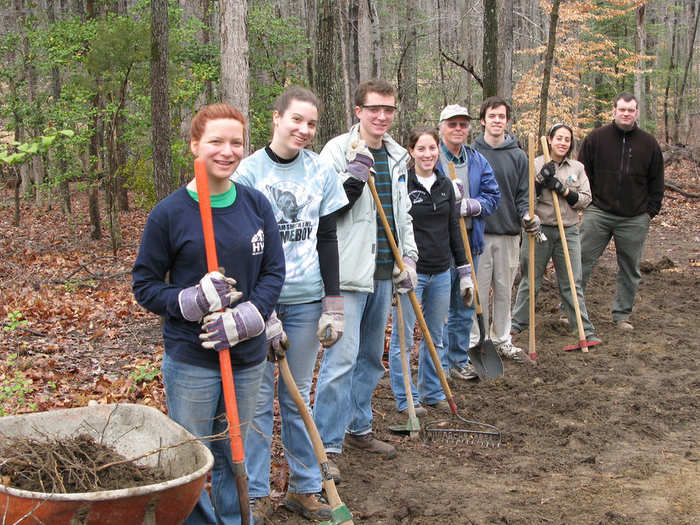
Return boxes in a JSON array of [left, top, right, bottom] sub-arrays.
[[345, 140, 374, 182], [451, 179, 463, 200], [456, 264, 474, 307], [265, 311, 290, 362], [543, 175, 566, 195], [179, 270, 242, 322], [537, 161, 556, 182], [317, 296, 344, 348], [200, 301, 264, 352], [522, 213, 542, 234], [459, 198, 482, 217], [392, 256, 418, 294]]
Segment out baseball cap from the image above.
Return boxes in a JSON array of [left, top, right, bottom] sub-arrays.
[[439, 104, 471, 122]]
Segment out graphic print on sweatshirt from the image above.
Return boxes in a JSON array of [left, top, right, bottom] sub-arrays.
[[251, 229, 264, 255]]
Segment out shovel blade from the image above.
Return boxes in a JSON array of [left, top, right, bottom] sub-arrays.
[[469, 340, 504, 379]]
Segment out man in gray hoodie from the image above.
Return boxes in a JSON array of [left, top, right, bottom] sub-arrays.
[[470, 96, 540, 361]]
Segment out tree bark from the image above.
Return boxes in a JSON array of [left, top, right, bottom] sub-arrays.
[[398, 0, 417, 144], [483, 0, 498, 98], [220, 0, 250, 147], [337, 0, 354, 129], [347, 0, 360, 99], [366, 0, 381, 78], [663, 3, 678, 144], [673, 0, 699, 144], [634, 5, 646, 124], [497, 0, 513, 101], [538, 0, 560, 141], [151, 0, 173, 202]]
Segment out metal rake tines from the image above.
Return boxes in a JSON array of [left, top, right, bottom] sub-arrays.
[[423, 419, 502, 448]]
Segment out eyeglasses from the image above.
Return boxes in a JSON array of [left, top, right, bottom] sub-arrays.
[[445, 121, 469, 129], [361, 105, 396, 116]]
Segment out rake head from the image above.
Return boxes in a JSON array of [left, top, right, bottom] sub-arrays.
[[422, 418, 502, 448], [564, 339, 602, 352]]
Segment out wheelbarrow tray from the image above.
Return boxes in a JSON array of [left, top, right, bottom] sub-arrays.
[[0, 403, 214, 525]]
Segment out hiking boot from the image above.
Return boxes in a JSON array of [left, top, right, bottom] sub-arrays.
[[616, 320, 634, 331], [449, 364, 479, 381], [283, 492, 331, 521], [344, 432, 397, 459], [398, 405, 428, 416], [251, 496, 273, 524], [496, 341, 528, 362], [326, 453, 341, 484], [427, 400, 451, 413]]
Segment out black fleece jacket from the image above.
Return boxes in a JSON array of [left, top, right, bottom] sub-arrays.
[[406, 168, 467, 274], [578, 121, 664, 218]]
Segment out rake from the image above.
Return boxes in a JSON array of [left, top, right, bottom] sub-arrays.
[[366, 174, 501, 447]]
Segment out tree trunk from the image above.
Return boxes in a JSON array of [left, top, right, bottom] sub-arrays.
[[538, 0, 560, 141], [151, 0, 173, 202], [459, 0, 472, 109], [672, 0, 699, 144], [347, 0, 360, 99], [634, 5, 646, 125], [366, 0, 381, 78], [337, 0, 353, 129], [483, 0, 498, 98], [497, 0, 513, 101], [87, 0, 102, 240], [220, 0, 250, 147], [398, 0, 417, 144], [663, 4, 678, 144]]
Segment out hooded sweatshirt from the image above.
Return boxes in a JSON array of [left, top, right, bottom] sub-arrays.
[[472, 133, 529, 236]]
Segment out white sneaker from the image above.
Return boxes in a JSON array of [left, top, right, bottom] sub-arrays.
[[496, 341, 527, 362]]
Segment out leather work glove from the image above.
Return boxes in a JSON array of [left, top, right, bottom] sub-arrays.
[[345, 140, 374, 182], [179, 270, 242, 322], [265, 311, 290, 362], [543, 175, 566, 195], [522, 213, 542, 234], [537, 160, 556, 183], [456, 264, 474, 307], [458, 198, 482, 217], [199, 301, 265, 352], [392, 256, 418, 294], [317, 296, 344, 348]]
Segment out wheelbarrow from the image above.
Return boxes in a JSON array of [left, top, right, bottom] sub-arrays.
[[0, 403, 214, 525]]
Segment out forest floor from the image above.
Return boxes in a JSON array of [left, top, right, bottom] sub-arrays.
[[1, 157, 698, 524]]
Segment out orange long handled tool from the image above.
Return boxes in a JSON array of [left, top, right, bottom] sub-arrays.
[[539, 137, 600, 353], [194, 158, 251, 525]]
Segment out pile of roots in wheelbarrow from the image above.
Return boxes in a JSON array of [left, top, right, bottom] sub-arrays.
[[0, 434, 169, 493]]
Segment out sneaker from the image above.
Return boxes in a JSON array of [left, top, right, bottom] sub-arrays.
[[510, 327, 523, 336], [496, 341, 528, 362], [586, 334, 602, 346], [427, 400, 451, 413], [326, 453, 341, 484], [251, 496, 273, 524], [449, 364, 479, 381], [283, 492, 332, 521], [398, 405, 428, 416], [344, 432, 397, 459], [616, 320, 634, 331]]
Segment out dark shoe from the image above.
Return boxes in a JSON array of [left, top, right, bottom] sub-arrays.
[[283, 492, 332, 521], [616, 320, 634, 331], [251, 496, 273, 524], [449, 364, 479, 381], [427, 400, 451, 413], [326, 453, 341, 484], [344, 432, 397, 458], [510, 326, 523, 336], [398, 405, 427, 416]]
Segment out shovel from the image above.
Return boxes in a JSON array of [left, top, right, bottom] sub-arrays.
[[388, 292, 421, 438], [539, 136, 600, 353], [194, 158, 251, 525], [447, 163, 504, 379]]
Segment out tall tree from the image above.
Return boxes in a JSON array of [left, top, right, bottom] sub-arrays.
[[483, 0, 498, 97], [538, 0, 561, 140], [366, 0, 381, 78], [497, 0, 514, 100], [672, 0, 699, 143], [151, 0, 173, 202], [220, 0, 250, 143], [398, 0, 417, 144], [634, 4, 646, 123]]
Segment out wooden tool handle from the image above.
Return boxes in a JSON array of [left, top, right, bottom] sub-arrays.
[[527, 135, 537, 360]]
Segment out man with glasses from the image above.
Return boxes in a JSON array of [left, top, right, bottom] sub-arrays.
[[313, 79, 418, 481], [435, 104, 500, 382], [578, 93, 664, 331]]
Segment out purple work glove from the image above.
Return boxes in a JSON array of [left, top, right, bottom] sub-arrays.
[[199, 301, 264, 352], [522, 213, 542, 234], [392, 256, 418, 294], [317, 296, 344, 347], [452, 179, 463, 200], [458, 198, 482, 217], [178, 270, 242, 322], [265, 311, 290, 362], [456, 264, 474, 307], [345, 140, 374, 182]]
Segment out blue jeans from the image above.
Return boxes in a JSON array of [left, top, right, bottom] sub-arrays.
[[245, 302, 323, 498], [389, 270, 450, 411], [442, 256, 479, 370], [312, 279, 393, 453], [161, 353, 265, 525]]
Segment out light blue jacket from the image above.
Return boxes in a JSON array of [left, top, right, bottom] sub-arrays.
[[320, 124, 418, 293]]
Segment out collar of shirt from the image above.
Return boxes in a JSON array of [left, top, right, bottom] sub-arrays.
[[440, 141, 466, 164]]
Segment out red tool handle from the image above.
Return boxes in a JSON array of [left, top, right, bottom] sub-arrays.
[[194, 158, 250, 523]]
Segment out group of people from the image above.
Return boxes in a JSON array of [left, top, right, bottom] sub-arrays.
[[132, 80, 663, 525]]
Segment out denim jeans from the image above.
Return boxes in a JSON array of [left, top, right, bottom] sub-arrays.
[[511, 224, 595, 336], [161, 353, 265, 525], [312, 279, 393, 453], [389, 270, 450, 411], [442, 257, 479, 370], [580, 205, 651, 321], [245, 301, 323, 498]]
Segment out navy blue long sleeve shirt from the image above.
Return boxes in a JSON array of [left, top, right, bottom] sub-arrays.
[[132, 185, 285, 370]]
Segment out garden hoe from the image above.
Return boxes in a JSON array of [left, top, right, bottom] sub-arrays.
[[388, 292, 421, 438], [194, 158, 251, 525], [447, 163, 504, 378], [276, 357, 354, 525], [539, 137, 601, 353], [366, 173, 500, 447]]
